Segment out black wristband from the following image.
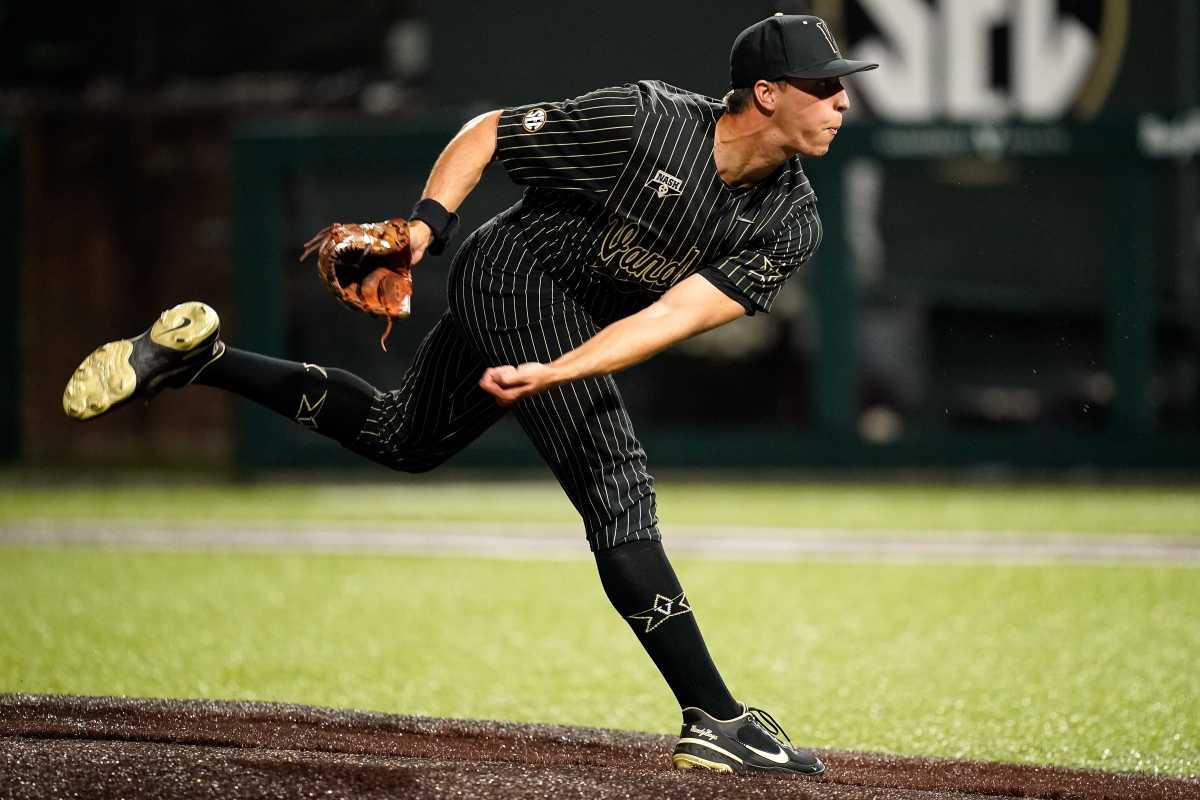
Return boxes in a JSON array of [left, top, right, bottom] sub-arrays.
[[410, 197, 461, 256]]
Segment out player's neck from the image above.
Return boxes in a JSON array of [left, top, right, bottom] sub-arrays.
[[713, 112, 790, 188]]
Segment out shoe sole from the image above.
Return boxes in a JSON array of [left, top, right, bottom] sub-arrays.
[[672, 749, 826, 777], [673, 753, 735, 773], [63, 302, 220, 421], [148, 301, 219, 351]]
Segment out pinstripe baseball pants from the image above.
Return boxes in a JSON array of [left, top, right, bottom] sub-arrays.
[[350, 211, 660, 551]]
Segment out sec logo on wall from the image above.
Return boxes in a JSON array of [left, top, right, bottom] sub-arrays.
[[810, 0, 1130, 121]]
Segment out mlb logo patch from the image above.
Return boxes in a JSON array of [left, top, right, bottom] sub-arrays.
[[646, 169, 684, 198]]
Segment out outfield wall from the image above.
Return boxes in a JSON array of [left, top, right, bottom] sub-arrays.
[[4, 1, 1199, 471]]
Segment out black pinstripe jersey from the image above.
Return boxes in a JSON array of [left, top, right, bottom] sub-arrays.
[[495, 80, 822, 315]]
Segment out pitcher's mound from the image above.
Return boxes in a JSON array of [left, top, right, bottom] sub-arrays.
[[1, 694, 1195, 799]]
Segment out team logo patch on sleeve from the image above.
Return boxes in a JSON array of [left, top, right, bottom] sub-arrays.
[[646, 169, 684, 198], [521, 108, 547, 132]]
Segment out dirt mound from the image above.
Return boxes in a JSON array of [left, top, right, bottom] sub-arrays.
[[1, 694, 1195, 799]]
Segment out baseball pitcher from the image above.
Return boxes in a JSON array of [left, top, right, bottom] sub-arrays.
[[64, 14, 877, 776]]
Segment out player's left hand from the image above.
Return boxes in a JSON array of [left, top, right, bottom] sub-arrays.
[[407, 220, 434, 267], [478, 363, 562, 405], [299, 217, 414, 351]]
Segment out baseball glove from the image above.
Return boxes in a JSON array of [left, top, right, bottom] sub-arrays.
[[300, 218, 413, 350]]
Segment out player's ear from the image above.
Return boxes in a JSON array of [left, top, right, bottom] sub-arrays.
[[753, 79, 780, 114]]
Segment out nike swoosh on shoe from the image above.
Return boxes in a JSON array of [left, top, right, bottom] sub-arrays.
[[162, 317, 192, 334], [743, 743, 790, 764]]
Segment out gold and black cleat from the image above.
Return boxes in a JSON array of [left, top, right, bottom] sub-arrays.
[[62, 301, 225, 421], [672, 704, 825, 776]]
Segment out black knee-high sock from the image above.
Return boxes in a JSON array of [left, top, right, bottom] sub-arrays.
[[195, 346, 377, 443], [595, 540, 740, 719]]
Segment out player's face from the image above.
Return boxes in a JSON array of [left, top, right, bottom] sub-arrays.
[[777, 77, 850, 157]]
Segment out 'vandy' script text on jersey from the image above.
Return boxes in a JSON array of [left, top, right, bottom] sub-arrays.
[[495, 81, 823, 315]]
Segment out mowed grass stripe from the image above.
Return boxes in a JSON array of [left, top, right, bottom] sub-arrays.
[[2, 481, 1199, 535], [2, 548, 1196, 777]]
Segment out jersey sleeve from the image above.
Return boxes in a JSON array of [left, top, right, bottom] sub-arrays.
[[495, 84, 640, 195], [697, 202, 822, 315]]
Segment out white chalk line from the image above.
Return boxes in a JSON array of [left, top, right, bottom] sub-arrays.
[[2, 522, 1199, 564]]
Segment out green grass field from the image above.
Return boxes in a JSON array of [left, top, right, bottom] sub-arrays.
[[2, 480, 1199, 778], [3, 479, 1199, 534]]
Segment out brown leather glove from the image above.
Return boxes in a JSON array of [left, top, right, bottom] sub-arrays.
[[300, 218, 413, 350]]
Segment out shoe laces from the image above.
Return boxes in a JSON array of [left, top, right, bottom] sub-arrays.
[[747, 706, 793, 747]]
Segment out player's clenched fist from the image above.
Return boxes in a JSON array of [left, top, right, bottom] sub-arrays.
[[478, 363, 563, 405]]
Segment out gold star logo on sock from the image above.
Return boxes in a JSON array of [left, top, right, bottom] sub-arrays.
[[295, 390, 327, 429], [627, 591, 692, 633]]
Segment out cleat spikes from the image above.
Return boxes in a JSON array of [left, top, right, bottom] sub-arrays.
[[63, 302, 222, 421]]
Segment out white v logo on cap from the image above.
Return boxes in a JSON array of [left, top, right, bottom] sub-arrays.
[[815, 20, 841, 56]]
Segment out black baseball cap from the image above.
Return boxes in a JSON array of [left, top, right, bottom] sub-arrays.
[[730, 13, 878, 88]]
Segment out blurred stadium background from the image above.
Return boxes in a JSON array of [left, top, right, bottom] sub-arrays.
[[2, 0, 1197, 472], [2, 0, 1200, 781]]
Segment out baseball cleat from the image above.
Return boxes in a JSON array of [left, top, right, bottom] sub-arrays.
[[672, 704, 825, 776], [62, 301, 225, 421]]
